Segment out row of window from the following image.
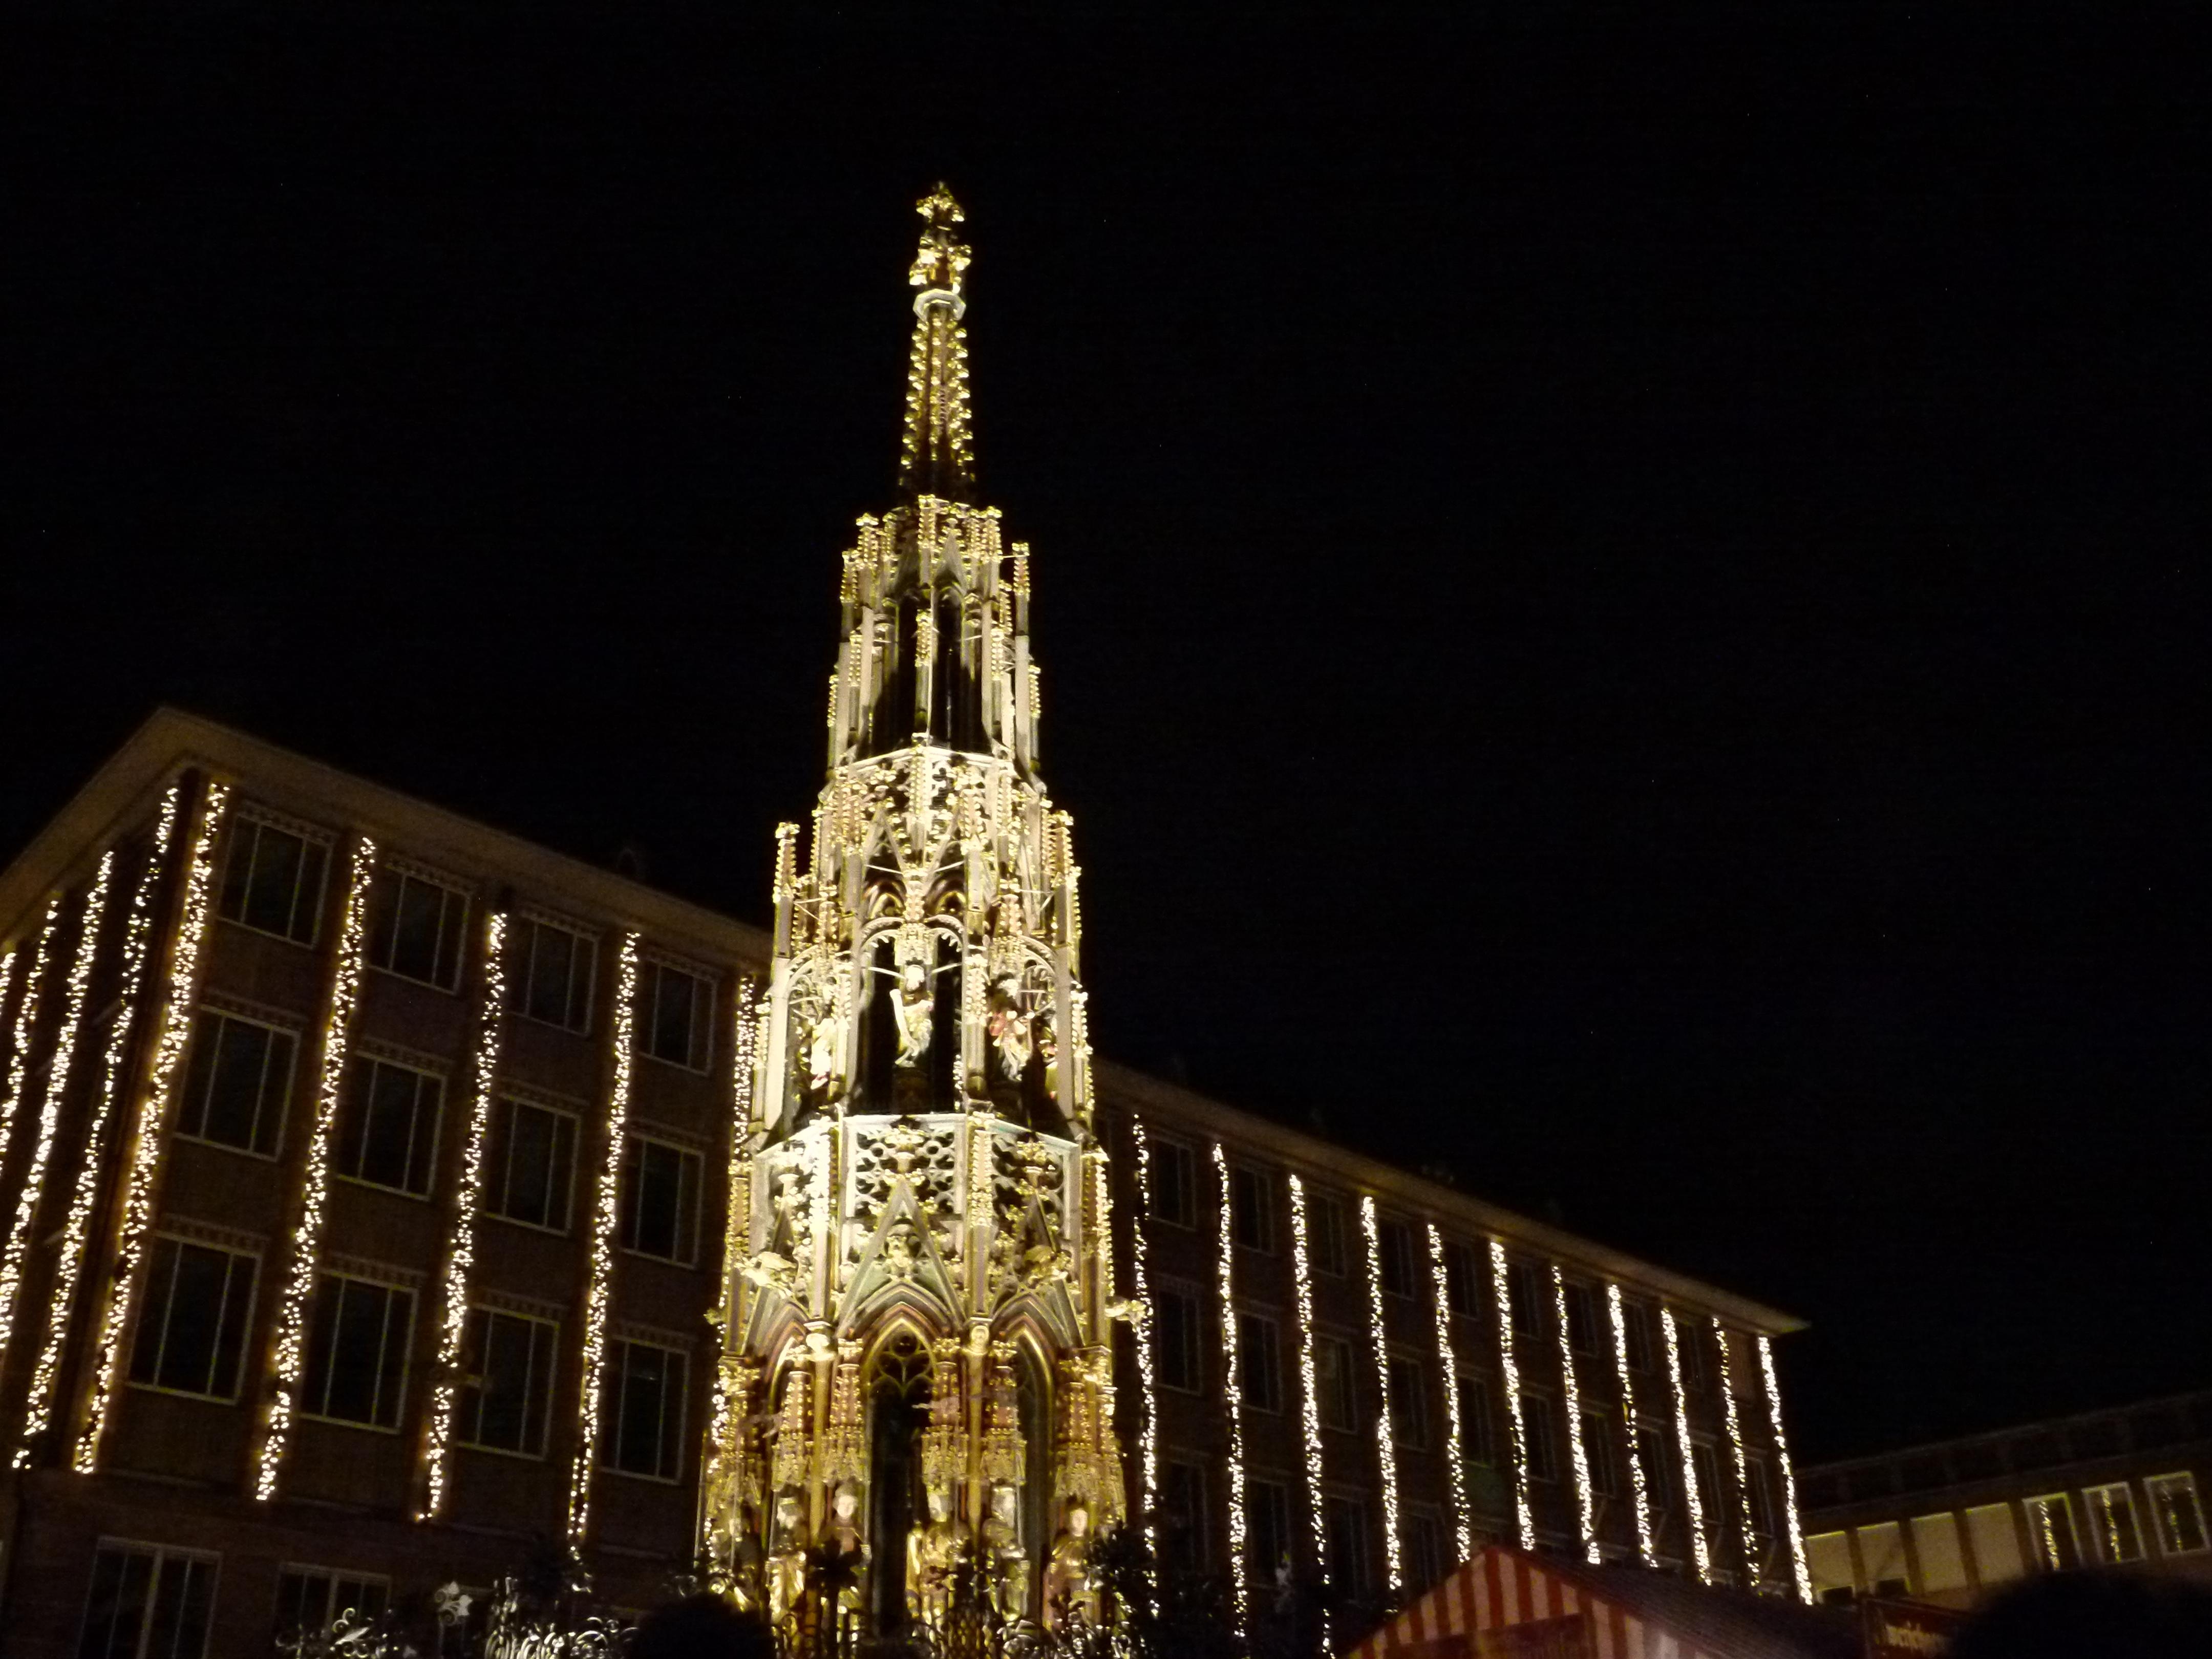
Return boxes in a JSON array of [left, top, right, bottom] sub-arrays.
[[1806, 1472, 2208, 1604], [220, 812, 716, 1068], [131, 1238, 687, 1473], [79, 1543, 440, 1659], [1151, 1141, 1715, 1385], [1157, 1462, 1453, 1602], [181, 1010, 703, 1258]]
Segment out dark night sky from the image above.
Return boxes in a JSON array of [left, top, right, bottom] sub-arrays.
[[7, 11, 2205, 1462]]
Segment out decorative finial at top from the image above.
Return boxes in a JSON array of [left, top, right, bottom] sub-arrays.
[[897, 185, 977, 498], [909, 184, 972, 304]]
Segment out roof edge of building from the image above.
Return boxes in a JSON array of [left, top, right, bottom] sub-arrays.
[[1799, 1384, 2212, 1476]]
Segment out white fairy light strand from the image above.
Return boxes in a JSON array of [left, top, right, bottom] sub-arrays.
[[567, 933, 641, 1546], [1757, 1334, 1814, 1602], [418, 909, 511, 1519], [1608, 1284, 1657, 1565], [1359, 1197, 1404, 1592], [254, 835, 377, 1501], [0, 857, 114, 1385], [1487, 1241, 1536, 1549], [0, 902, 61, 1203], [1287, 1179, 1330, 1593], [1661, 1306, 1712, 1582], [1127, 1116, 1160, 1558], [77, 779, 230, 1471], [17, 790, 182, 1465], [1554, 1266, 1600, 1563], [1210, 1141, 1249, 1633], [1427, 1224, 1473, 1560], [1714, 1319, 1758, 1584]]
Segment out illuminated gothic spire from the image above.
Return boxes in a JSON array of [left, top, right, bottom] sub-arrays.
[[897, 184, 977, 501]]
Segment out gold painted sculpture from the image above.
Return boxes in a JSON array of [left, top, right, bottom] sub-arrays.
[[1044, 1500, 1097, 1629]]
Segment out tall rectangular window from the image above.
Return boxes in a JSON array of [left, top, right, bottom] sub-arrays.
[[620, 1135, 702, 1265], [1249, 1477, 1293, 1577], [1325, 1496, 1371, 1601], [515, 916, 596, 1034], [1156, 1288, 1203, 1393], [1523, 1394, 1559, 1483], [2025, 1494, 2081, 1571], [177, 1011, 292, 1157], [1239, 1312, 1283, 1414], [1444, 1241, 1479, 1317], [273, 1567, 389, 1645], [1460, 1374, 1496, 1465], [1406, 1512, 1446, 1592], [1623, 1300, 1656, 1374], [1163, 1461, 1208, 1570], [1583, 1410, 1618, 1498], [1378, 1220, 1418, 1299], [2086, 1483, 2145, 1564], [1148, 1138, 1197, 1228], [302, 1274, 414, 1430], [1316, 1335, 1358, 1432], [220, 816, 328, 946], [1564, 1281, 1600, 1355], [1391, 1358, 1429, 1450], [78, 1542, 219, 1659], [1677, 1318, 1708, 1389], [458, 1308, 557, 1458], [1857, 1520, 1908, 1596], [1964, 1502, 2025, 1585], [1746, 1454, 1776, 1537], [641, 961, 712, 1072], [1692, 1442, 1722, 1526], [1911, 1513, 1969, 1592], [129, 1237, 256, 1400], [1230, 1166, 1275, 1253], [369, 867, 469, 992], [1638, 1428, 1673, 1512], [483, 1097, 578, 1232], [335, 1056, 442, 1197], [1309, 1194, 1349, 1276], [2148, 1473, 2209, 1555], [604, 1339, 687, 1480], [1507, 1261, 1542, 1337]]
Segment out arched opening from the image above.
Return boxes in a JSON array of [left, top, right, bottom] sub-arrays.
[[864, 1332, 932, 1632], [1014, 1342, 1055, 1622]]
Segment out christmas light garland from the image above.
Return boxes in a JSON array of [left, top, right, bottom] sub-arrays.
[[418, 910, 511, 1519], [0, 857, 114, 1385], [0, 901, 61, 1203], [1360, 1197, 1403, 1592], [1661, 1306, 1711, 1582], [1757, 1334, 1813, 1602], [567, 933, 640, 1545], [1607, 1284, 1657, 1566], [18, 789, 182, 1465], [1427, 1224, 1472, 1560], [1288, 1179, 1329, 1591], [77, 779, 230, 1471], [1211, 1141, 1249, 1632], [1554, 1266, 1600, 1563], [254, 835, 377, 1501], [1488, 1241, 1536, 1549], [1714, 1319, 1758, 1583], [1128, 1117, 1160, 1557]]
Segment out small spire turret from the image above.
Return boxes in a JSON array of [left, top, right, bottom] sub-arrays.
[[898, 185, 977, 501]]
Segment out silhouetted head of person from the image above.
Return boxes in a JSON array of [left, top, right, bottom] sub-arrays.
[[1950, 1571, 2212, 1659], [629, 1594, 776, 1659]]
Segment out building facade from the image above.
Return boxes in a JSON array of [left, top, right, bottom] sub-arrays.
[[1799, 1390, 2212, 1610], [0, 192, 1811, 1658]]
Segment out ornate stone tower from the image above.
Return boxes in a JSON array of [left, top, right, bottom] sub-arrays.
[[702, 188, 1125, 1633]]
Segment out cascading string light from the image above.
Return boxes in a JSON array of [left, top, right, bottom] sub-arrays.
[[1757, 1334, 1814, 1602], [0, 857, 115, 1384], [418, 909, 511, 1520], [1358, 1197, 1403, 1593], [18, 789, 183, 1465], [254, 835, 377, 1501], [567, 933, 641, 1546], [77, 779, 230, 1472], [1426, 1224, 1472, 1560], [1487, 1240, 1536, 1549], [1552, 1266, 1600, 1564], [1607, 1283, 1657, 1566], [1210, 1141, 1249, 1634], [1661, 1306, 1712, 1583], [0, 901, 62, 1210], [1713, 1318, 1758, 1585], [1127, 1117, 1160, 1563], [700, 975, 762, 1564], [1287, 1177, 1330, 1626]]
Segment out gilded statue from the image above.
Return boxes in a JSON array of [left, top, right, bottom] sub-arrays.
[[905, 1486, 967, 1628], [1044, 1500, 1097, 1629], [768, 1491, 811, 1624]]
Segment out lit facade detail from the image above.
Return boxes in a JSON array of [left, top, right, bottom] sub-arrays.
[[418, 909, 512, 1520], [1554, 1265, 1600, 1563], [1359, 1196, 1404, 1592], [1128, 1117, 1161, 1555], [568, 931, 641, 1546], [0, 901, 62, 1268], [0, 855, 113, 1386], [1489, 1240, 1536, 1548], [17, 786, 183, 1464], [1758, 1333, 1814, 1602], [77, 777, 230, 1471], [1289, 1179, 1330, 1580], [1608, 1282, 1658, 1565], [1714, 1317, 1758, 1583], [1662, 1305, 1712, 1581], [254, 834, 378, 1501], [1427, 1223, 1473, 1559], [1212, 1141, 1249, 1632], [699, 975, 764, 1568]]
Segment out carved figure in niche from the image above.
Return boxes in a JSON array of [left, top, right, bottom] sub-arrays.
[[826, 1482, 868, 1611], [892, 960, 934, 1065], [805, 1008, 846, 1095], [1044, 1500, 1097, 1629], [987, 975, 1032, 1078], [726, 1501, 767, 1611], [769, 1491, 811, 1623], [984, 1482, 1029, 1620], [881, 1221, 920, 1282], [905, 1486, 967, 1628], [1036, 1019, 1059, 1102]]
